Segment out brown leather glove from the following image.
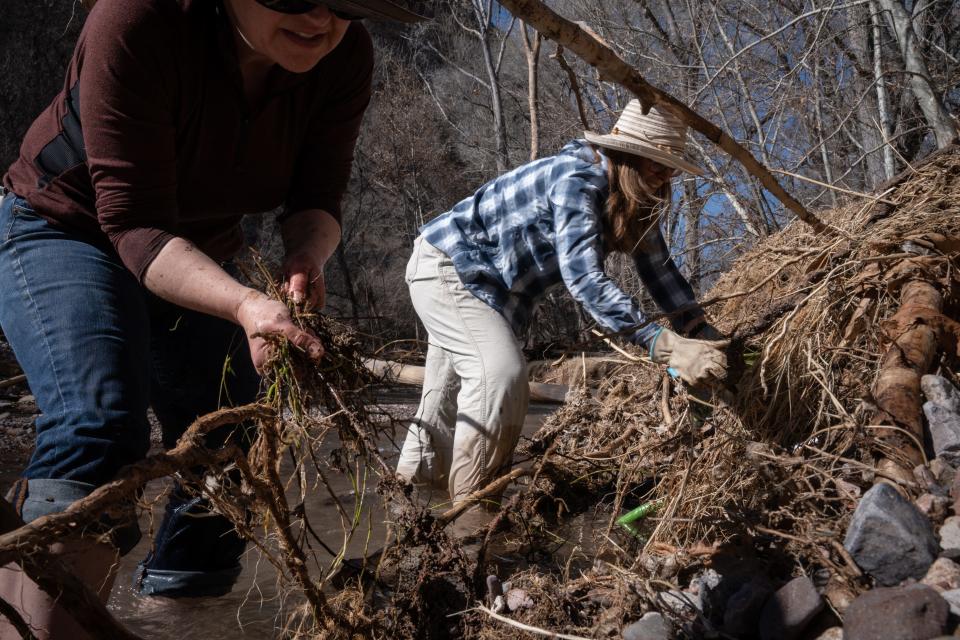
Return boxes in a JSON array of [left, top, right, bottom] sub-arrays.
[[650, 327, 728, 386]]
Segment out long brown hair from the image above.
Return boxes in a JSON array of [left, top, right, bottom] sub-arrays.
[[600, 148, 672, 254]]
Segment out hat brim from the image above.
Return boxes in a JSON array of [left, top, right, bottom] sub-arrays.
[[584, 131, 704, 176], [315, 0, 430, 22]]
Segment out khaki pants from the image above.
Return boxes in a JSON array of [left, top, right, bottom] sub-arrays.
[[397, 237, 529, 504]]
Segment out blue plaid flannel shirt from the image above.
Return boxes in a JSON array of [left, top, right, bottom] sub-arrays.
[[420, 139, 704, 349]]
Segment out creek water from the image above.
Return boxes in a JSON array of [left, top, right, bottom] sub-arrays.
[[94, 390, 560, 639]]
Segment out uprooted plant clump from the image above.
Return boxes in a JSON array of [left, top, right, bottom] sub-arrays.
[[191, 271, 480, 638]]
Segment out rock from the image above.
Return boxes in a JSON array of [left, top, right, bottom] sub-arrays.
[[834, 477, 861, 500], [623, 612, 671, 640], [925, 401, 960, 457], [916, 493, 950, 521], [823, 577, 856, 614], [723, 577, 772, 637], [844, 483, 938, 585], [930, 457, 957, 485], [689, 568, 728, 621], [505, 588, 534, 612], [915, 464, 940, 490], [922, 557, 960, 592], [814, 628, 842, 640], [939, 588, 960, 616], [951, 475, 960, 515], [16, 394, 34, 405], [758, 576, 824, 640], [688, 568, 722, 595], [923, 375, 960, 411], [659, 590, 700, 615], [940, 516, 960, 556], [843, 584, 948, 640]]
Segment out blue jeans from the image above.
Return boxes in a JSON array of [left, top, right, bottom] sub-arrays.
[[0, 193, 260, 597]]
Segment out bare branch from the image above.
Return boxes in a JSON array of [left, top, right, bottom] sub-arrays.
[[495, 0, 829, 232]]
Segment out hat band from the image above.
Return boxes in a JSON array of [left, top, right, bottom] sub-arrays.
[[611, 127, 681, 155]]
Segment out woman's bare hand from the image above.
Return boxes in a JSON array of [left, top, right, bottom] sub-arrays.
[[235, 291, 324, 373]]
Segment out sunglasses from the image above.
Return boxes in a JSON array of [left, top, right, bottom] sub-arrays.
[[254, 0, 364, 19]]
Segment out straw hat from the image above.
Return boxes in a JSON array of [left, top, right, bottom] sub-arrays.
[[304, 0, 432, 22], [584, 101, 703, 176]]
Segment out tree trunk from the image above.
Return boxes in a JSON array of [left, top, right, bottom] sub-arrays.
[[869, 0, 897, 179], [364, 358, 569, 403], [845, 3, 887, 188], [521, 21, 542, 161], [682, 179, 701, 295], [876, 0, 958, 148], [472, 0, 510, 172], [813, 62, 839, 207]]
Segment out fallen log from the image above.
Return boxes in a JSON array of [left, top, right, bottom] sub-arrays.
[[364, 358, 570, 403], [873, 276, 950, 469]]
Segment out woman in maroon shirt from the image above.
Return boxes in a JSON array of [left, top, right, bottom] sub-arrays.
[[0, 1, 428, 637]]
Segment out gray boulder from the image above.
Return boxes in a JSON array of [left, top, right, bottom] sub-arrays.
[[939, 515, 960, 556], [925, 401, 960, 457], [758, 576, 823, 640], [844, 483, 938, 585], [844, 584, 948, 640], [622, 612, 671, 640], [939, 588, 960, 616], [922, 375, 960, 411], [921, 557, 960, 592], [659, 590, 700, 615], [915, 493, 949, 521], [929, 457, 956, 486], [689, 568, 744, 623]]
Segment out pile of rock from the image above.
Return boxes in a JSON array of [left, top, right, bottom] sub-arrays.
[[835, 375, 960, 640]]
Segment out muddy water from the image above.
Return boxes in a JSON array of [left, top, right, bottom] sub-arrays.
[[99, 392, 558, 639]]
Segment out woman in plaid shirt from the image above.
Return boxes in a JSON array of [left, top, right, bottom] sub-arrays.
[[396, 102, 729, 509]]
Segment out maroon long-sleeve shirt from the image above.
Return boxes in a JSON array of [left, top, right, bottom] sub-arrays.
[[4, 0, 373, 281]]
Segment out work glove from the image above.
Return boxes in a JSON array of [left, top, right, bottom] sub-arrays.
[[649, 327, 728, 387]]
